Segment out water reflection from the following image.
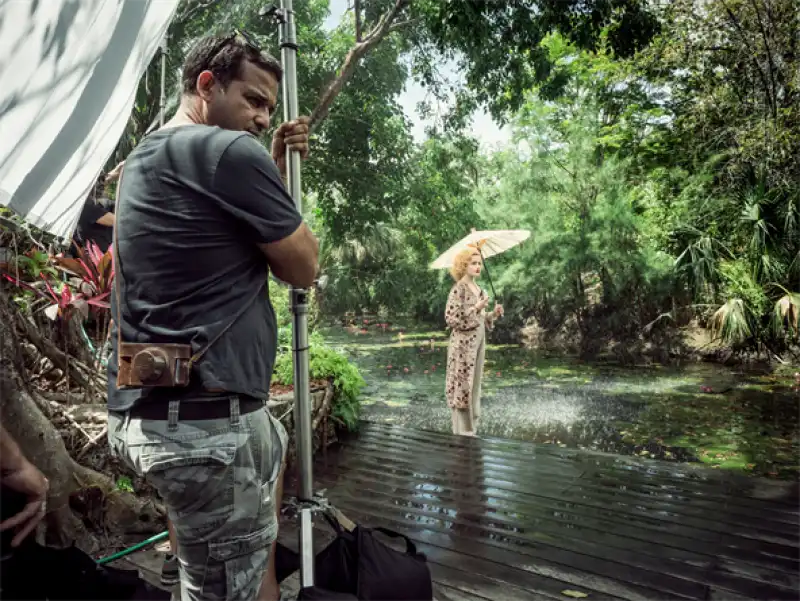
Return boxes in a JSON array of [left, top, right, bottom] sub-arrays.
[[451, 441, 485, 541]]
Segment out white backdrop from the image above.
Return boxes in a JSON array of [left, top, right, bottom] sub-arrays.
[[0, 0, 179, 242]]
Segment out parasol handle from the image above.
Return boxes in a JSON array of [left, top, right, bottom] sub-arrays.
[[477, 248, 498, 302]]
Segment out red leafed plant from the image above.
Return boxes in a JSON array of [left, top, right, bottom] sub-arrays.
[[51, 240, 115, 318], [39, 277, 77, 321], [2, 241, 115, 321], [1, 269, 83, 321]]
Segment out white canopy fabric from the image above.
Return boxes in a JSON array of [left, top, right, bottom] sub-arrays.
[[0, 0, 180, 243]]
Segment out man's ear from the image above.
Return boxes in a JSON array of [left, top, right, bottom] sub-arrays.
[[196, 70, 216, 101]]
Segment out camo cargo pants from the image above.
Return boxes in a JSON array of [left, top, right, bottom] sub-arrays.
[[107, 396, 287, 601]]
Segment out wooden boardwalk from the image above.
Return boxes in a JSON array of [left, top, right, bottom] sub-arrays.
[[281, 421, 800, 601]]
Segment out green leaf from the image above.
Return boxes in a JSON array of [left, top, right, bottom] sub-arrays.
[[116, 476, 134, 493]]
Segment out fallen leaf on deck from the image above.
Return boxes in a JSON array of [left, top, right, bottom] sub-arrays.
[[561, 590, 589, 598]]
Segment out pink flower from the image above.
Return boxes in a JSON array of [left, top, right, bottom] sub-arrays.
[[404, 367, 409, 373], [424, 370, 429, 374]]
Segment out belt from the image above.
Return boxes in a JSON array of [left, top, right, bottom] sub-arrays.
[[128, 396, 264, 421]]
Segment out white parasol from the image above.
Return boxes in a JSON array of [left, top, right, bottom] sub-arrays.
[[429, 229, 530, 269], [430, 229, 530, 298]]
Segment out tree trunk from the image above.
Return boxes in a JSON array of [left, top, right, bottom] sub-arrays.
[[354, 0, 362, 42], [0, 290, 163, 552]]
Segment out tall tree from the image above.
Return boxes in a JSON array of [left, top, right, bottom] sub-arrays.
[[407, 0, 661, 122]]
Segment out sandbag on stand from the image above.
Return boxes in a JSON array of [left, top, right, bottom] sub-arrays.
[[297, 586, 359, 600], [291, 510, 432, 601]]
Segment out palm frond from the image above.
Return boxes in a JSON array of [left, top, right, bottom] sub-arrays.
[[772, 292, 800, 339], [709, 298, 752, 345], [674, 230, 725, 294]]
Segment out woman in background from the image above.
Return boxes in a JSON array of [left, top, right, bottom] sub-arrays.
[[444, 248, 503, 436]]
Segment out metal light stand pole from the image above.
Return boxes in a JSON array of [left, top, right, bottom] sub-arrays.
[[159, 31, 168, 127], [272, 0, 316, 589]]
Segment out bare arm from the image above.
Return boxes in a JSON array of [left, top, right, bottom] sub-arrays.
[[259, 222, 319, 289], [0, 423, 49, 547], [0, 423, 26, 473], [96, 213, 115, 227]]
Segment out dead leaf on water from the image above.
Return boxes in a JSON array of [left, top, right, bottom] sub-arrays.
[[561, 590, 589, 598]]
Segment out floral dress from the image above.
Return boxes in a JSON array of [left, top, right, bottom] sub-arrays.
[[444, 281, 496, 433]]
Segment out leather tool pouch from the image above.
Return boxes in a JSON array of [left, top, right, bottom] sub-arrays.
[[117, 342, 192, 388]]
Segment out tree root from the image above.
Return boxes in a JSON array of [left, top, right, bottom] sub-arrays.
[[0, 361, 163, 551], [312, 382, 334, 431], [15, 313, 93, 389], [76, 426, 108, 460], [71, 469, 166, 537]]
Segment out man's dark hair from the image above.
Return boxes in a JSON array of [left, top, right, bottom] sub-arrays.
[[181, 34, 283, 94]]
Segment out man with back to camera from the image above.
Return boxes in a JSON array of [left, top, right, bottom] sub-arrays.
[[106, 31, 318, 601], [73, 175, 115, 254]]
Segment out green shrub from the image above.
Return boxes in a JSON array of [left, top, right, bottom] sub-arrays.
[[273, 330, 364, 431]]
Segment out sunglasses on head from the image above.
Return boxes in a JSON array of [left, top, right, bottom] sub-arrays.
[[209, 28, 263, 61]]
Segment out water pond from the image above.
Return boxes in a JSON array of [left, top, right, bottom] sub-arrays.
[[320, 318, 800, 480]]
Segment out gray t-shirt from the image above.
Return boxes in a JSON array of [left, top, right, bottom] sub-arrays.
[[107, 125, 302, 412]]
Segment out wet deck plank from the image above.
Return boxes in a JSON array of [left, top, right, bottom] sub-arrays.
[[114, 547, 175, 594], [282, 421, 800, 601]]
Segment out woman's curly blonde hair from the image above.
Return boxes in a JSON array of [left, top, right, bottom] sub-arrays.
[[450, 248, 481, 281]]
